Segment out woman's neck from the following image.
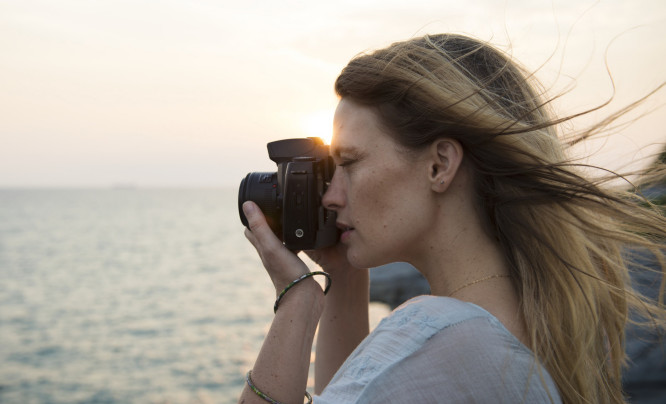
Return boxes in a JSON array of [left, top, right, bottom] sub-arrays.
[[405, 196, 529, 347]]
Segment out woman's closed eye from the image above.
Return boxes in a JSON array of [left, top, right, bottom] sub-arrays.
[[338, 158, 356, 167]]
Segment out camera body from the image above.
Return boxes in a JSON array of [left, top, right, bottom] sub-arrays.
[[238, 137, 339, 250]]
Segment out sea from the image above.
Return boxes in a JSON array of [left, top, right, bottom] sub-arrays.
[[0, 188, 390, 404]]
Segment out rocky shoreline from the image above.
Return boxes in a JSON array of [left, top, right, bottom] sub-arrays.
[[369, 262, 428, 309]]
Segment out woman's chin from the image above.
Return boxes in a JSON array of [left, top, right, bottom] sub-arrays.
[[347, 249, 390, 270], [346, 250, 368, 269]]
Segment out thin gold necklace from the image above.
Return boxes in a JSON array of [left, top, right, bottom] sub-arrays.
[[449, 274, 511, 296]]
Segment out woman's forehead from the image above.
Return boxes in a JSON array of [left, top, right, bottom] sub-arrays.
[[332, 99, 386, 150]]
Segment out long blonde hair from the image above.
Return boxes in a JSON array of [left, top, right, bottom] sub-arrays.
[[335, 33, 666, 404]]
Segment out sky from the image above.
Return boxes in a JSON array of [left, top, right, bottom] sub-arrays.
[[1, 0, 665, 188]]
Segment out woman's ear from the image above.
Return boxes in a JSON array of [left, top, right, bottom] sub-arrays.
[[428, 138, 464, 192]]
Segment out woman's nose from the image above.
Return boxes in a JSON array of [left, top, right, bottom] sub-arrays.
[[322, 170, 344, 211]]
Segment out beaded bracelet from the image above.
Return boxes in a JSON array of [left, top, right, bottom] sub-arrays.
[[246, 370, 313, 404], [274, 271, 331, 313]]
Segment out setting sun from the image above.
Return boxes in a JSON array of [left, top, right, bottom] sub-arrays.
[[301, 110, 334, 145]]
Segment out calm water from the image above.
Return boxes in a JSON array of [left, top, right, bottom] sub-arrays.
[[0, 188, 297, 403]]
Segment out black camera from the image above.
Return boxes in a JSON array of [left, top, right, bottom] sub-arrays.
[[238, 137, 339, 250]]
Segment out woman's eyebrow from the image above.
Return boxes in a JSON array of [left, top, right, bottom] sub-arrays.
[[331, 145, 361, 157]]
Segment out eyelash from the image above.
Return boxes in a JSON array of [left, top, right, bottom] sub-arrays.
[[338, 159, 355, 167]]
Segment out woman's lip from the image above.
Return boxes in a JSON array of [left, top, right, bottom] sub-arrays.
[[336, 222, 354, 242], [336, 222, 353, 231], [340, 228, 354, 243]]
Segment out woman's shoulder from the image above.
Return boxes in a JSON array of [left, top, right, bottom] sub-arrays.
[[386, 294, 497, 326], [341, 294, 517, 369], [317, 295, 561, 403], [377, 294, 517, 343]]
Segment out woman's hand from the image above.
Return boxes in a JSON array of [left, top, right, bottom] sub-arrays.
[[242, 201, 369, 395], [305, 242, 354, 275], [239, 201, 326, 404], [242, 201, 310, 295]]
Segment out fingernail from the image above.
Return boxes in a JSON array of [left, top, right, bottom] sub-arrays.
[[242, 201, 255, 215]]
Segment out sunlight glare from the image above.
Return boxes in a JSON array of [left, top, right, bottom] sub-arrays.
[[301, 110, 334, 145]]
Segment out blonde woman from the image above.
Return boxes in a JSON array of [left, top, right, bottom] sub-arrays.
[[238, 34, 666, 404]]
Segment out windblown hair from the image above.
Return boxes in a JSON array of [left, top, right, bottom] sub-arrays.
[[335, 33, 666, 404]]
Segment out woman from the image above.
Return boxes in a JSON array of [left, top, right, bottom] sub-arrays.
[[238, 34, 666, 403]]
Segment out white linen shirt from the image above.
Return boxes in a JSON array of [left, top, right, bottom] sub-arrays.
[[314, 295, 561, 403]]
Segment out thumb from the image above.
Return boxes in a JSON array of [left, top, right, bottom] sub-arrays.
[[242, 201, 282, 250]]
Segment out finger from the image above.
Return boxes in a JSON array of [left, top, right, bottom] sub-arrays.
[[243, 201, 287, 266], [242, 201, 284, 251], [245, 227, 273, 267], [244, 227, 258, 249]]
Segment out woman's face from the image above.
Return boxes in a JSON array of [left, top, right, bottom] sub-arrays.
[[323, 99, 436, 268]]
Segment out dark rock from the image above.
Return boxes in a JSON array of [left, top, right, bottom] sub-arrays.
[[369, 262, 429, 309], [623, 249, 666, 404]]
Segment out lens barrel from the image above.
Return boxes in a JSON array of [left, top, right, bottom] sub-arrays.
[[238, 172, 281, 231]]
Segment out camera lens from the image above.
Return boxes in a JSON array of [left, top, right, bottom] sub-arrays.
[[238, 172, 281, 232]]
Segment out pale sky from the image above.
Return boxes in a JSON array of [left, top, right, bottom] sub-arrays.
[[1, 0, 665, 188]]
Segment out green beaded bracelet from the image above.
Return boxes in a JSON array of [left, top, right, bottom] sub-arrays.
[[274, 271, 331, 313], [246, 370, 313, 404]]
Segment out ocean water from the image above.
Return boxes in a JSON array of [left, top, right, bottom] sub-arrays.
[[0, 189, 388, 404]]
